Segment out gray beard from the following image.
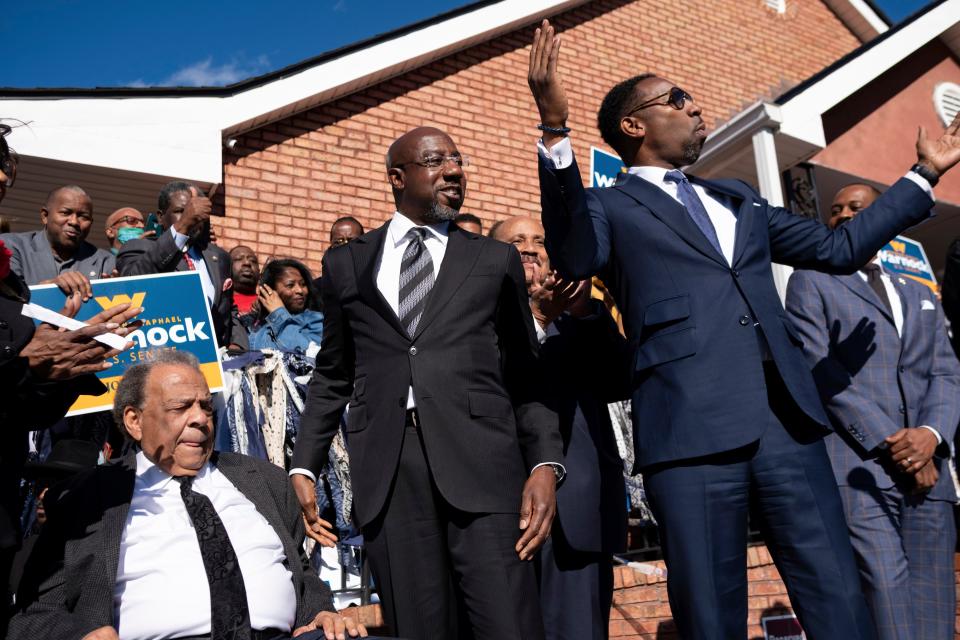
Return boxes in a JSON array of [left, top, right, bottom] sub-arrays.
[[424, 201, 459, 223]]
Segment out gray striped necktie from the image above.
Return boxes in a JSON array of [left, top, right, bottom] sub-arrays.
[[398, 227, 435, 337]]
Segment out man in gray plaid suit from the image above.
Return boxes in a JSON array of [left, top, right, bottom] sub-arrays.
[[785, 183, 960, 640]]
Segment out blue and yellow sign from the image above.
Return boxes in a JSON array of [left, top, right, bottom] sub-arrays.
[[590, 146, 626, 188], [878, 235, 937, 293], [29, 271, 224, 416]]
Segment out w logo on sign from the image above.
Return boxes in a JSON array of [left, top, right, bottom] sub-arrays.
[[590, 146, 626, 188], [94, 292, 146, 311]]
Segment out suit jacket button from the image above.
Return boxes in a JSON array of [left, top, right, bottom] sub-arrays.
[[898, 365, 905, 373], [899, 404, 905, 414], [2, 345, 12, 356], [739, 316, 750, 326], [409, 346, 418, 356], [0, 320, 7, 329], [732, 269, 741, 278]]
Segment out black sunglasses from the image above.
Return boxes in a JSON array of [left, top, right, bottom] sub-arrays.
[[627, 87, 694, 115]]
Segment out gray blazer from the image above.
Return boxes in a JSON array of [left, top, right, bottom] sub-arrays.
[[0, 230, 115, 285], [786, 269, 960, 501], [9, 452, 334, 638]]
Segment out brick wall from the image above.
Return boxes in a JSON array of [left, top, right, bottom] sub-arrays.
[[215, 0, 862, 274]]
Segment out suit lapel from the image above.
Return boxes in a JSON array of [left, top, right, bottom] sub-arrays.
[[695, 178, 752, 266], [891, 276, 912, 349], [201, 246, 224, 293], [614, 173, 727, 267], [351, 224, 409, 339], [100, 453, 137, 622], [835, 273, 897, 328], [413, 225, 483, 340]]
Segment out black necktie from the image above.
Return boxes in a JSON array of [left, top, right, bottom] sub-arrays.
[[177, 475, 252, 640], [861, 263, 893, 315]]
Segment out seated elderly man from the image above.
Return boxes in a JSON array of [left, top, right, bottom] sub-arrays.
[[10, 350, 368, 640]]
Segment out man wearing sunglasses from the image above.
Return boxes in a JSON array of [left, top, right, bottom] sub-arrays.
[[528, 19, 960, 640]]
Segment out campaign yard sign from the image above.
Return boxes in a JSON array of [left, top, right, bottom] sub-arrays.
[[28, 271, 224, 416], [877, 235, 938, 293], [590, 146, 626, 188]]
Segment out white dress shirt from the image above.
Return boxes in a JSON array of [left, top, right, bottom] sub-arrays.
[[376, 211, 450, 409], [115, 452, 297, 639], [857, 259, 942, 444], [170, 227, 216, 305]]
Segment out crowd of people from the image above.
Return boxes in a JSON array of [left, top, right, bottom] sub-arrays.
[[3, 18, 960, 640]]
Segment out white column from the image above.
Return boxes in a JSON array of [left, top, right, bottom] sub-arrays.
[[752, 128, 793, 303]]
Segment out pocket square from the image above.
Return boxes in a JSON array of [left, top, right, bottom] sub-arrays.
[[921, 299, 936, 310], [753, 202, 762, 207]]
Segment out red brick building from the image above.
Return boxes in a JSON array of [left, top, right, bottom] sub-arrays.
[[4, 1, 960, 636]]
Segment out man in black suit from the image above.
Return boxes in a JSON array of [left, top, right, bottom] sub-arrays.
[[10, 350, 368, 640], [117, 181, 247, 350], [290, 127, 562, 640], [493, 215, 630, 640]]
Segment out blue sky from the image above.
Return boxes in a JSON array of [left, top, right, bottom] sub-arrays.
[[1, 0, 935, 89]]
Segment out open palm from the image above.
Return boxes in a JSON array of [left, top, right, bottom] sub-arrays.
[[917, 112, 960, 175]]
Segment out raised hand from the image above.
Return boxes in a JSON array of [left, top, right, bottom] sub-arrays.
[[530, 272, 588, 328], [917, 112, 960, 177], [528, 19, 569, 145]]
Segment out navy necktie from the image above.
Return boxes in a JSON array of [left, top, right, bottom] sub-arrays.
[[664, 170, 724, 258], [177, 475, 252, 640]]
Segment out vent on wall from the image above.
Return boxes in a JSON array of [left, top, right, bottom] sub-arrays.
[[764, 0, 787, 13], [934, 82, 960, 126]]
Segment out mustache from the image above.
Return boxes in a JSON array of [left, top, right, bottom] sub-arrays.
[[520, 254, 541, 265]]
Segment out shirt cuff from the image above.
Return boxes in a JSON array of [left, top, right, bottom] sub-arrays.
[[536, 136, 574, 170], [170, 226, 190, 250], [905, 171, 935, 201], [535, 319, 549, 344], [288, 467, 317, 483], [531, 461, 566, 482], [918, 425, 943, 445]]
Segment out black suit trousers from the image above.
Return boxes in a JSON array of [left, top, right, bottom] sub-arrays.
[[363, 424, 544, 640], [642, 364, 875, 640]]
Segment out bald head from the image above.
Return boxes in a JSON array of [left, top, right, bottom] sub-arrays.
[[385, 127, 450, 168], [104, 207, 145, 250], [44, 185, 88, 210], [385, 127, 466, 225]]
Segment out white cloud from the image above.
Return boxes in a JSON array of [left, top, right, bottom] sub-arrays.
[[126, 54, 272, 88]]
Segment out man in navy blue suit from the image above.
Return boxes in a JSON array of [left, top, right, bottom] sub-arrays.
[[527, 19, 960, 640], [786, 183, 960, 640]]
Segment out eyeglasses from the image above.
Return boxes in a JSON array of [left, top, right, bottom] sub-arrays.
[[627, 87, 694, 115], [110, 216, 145, 228], [397, 154, 470, 170]]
